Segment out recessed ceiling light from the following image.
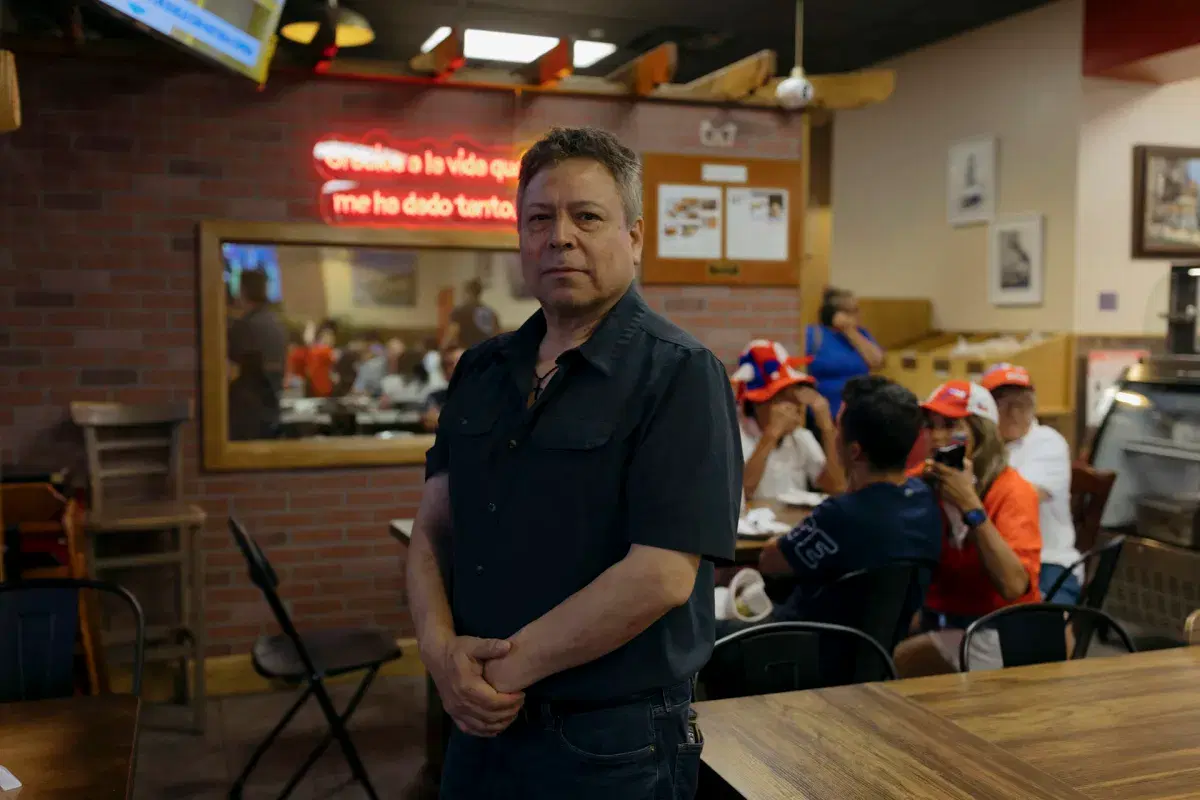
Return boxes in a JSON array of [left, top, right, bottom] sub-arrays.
[[419, 27, 615, 68], [420, 26, 452, 53], [574, 40, 616, 68]]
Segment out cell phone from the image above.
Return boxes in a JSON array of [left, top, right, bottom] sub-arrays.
[[933, 442, 966, 470]]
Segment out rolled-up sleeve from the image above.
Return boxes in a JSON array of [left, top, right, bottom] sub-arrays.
[[625, 349, 742, 563]]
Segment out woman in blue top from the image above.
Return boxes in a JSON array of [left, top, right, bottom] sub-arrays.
[[806, 287, 884, 418]]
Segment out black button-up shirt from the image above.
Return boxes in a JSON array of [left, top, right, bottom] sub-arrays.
[[425, 286, 741, 704]]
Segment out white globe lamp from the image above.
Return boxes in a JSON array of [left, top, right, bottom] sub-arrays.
[[776, 66, 814, 110]]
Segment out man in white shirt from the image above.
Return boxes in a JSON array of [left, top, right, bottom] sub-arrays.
[[732, 340, 845, 501], [982, 364, 1080, 602]]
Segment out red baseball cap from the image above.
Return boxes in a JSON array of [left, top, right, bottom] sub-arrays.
[[980, 363, 1033, 392], [922, 380, 999, 424]]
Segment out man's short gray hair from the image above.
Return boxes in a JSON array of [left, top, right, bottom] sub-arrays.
[[516, 127, 643, 227]]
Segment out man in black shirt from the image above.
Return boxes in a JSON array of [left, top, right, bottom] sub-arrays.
[[407, 127, 741, 799], [442, 278, 500, 349]]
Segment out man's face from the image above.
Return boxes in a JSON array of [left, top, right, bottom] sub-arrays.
[[518, 158, 643, 318], [995, 387, 1035, 443], [441, 348, 463, 379]]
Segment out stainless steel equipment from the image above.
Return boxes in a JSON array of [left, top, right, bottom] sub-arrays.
[[1090, 263, 1200, 638]]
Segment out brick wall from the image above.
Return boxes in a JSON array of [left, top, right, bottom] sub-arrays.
[[0, 54, 803, 655]]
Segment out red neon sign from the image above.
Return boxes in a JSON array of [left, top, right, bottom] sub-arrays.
[[314, 132, 521, 229]]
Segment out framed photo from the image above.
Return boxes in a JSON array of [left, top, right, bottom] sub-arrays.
[[1132, 145, 1200, 259], [947, 136, 997, 227], [989, 214, 1044, 307]]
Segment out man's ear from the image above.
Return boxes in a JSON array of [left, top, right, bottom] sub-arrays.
[[628, 217, 644, 266]]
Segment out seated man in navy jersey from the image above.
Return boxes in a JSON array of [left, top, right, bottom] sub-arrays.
[[717, 375, 943, 639]]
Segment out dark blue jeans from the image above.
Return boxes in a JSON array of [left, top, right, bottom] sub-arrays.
[[1040, 563, 1082, 604], [439, 681, 700, 800]]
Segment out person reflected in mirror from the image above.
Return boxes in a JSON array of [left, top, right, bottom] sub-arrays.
[[302, 320, 338, 398], [420, 347, 464, 432], [352, 331, 389, 399], [442, 278, 500, 350], [227, 268, 287, 441], [731, 340, 845, 500]]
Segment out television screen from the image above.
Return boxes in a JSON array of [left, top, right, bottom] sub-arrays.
[[223, 243, 283, 304], [93, 0, 287, 83]]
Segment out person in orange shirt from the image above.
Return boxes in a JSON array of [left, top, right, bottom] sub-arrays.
[[893, 379, 1042, 676], [303, 320, 338, 398]]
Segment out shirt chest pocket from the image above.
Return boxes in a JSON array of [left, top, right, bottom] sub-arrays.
[[447, 407, 503, 475], [528, 417, 626, 501]]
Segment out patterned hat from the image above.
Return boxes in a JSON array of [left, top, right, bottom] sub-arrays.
[[730, 340, 814, 403], [922, 380, 999, 424], [980, 363, 1033, 392]]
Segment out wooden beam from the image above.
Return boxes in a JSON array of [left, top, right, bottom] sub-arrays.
[[409, 27, 465, 77], [520, 38, 573, 86], [750, 68, 896, 110], [656, 49, 776, 102], [605, 42, 677, 96]]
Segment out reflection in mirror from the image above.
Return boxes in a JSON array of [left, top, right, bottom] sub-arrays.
[[222, 243, 536, 442]]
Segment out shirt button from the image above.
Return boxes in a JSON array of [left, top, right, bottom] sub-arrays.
[[460, 417, 468, 425], [508, 439, 517, 449], [476, 564, 484, 574], [487, 502, 496, 512]]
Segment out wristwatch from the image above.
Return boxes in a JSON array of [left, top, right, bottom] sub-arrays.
[[963, 508, 988, 530]]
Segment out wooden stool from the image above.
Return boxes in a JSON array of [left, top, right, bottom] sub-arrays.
[[71, 401, 208, 732]]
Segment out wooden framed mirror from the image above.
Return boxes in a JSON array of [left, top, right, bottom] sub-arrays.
[[199, 220, 522, 471]]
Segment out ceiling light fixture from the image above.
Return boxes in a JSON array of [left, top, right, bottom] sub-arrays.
[[420, 27, 615, 68], [281, 6, 376, 48]]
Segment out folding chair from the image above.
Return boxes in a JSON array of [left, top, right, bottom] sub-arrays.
[[228, 518, 402, 800]]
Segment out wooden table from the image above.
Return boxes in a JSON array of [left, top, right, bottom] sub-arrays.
[[696, 648, 1200, 799], [0, 695, 140, 799], [735, 501, 809, 564]]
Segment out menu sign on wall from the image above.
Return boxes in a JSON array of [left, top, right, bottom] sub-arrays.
[[314, 133, 522, 229]]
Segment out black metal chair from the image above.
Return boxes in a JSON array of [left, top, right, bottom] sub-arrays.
[[809, 560, 937, 653], [697, 622, 897, 701], [228, 518, 402, 800], [1043, 535, 1125, 605], [0, 577, 145, 701], [959, 603, 1136, 672]]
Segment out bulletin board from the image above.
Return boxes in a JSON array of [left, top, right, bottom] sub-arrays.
[[640, 152, 805, 287]]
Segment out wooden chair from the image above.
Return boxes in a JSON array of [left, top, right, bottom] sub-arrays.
[[70, 400, 208, 732], [1070, 462, 1116, 554]]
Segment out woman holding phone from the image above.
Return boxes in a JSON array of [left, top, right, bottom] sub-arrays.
[[893, 380, 1043, 676]]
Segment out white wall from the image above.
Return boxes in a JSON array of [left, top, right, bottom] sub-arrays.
[[1075, 76, 1200, 334], [831, 0, 1083, 332]]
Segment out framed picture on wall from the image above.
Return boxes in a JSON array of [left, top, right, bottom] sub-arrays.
[[1132, 145, 1200, 259], [988, 213, 1044, 307], [947, 136, 997, 227]]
